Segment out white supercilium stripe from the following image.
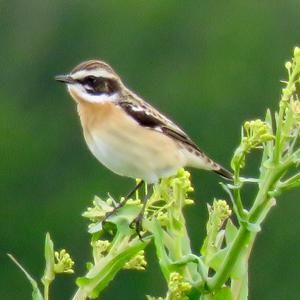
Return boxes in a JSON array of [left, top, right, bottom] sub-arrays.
[[72, 69, 117, 80]]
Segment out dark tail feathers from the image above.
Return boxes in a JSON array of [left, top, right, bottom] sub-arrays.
[[213, 166, 233, 181]]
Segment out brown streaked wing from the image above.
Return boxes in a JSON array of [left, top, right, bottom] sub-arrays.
[[118, 100, 202, 152]]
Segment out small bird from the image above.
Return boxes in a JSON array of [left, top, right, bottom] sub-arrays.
[[55, 60, 231, 233], [55, 60, 231, 181]]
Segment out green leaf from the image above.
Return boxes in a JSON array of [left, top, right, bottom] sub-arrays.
[[200, 236, 208, 256], [207, 244, 247, 279], [237, 274, 248, 300], [88, 222, 103, 234], [207, 248, 227, 271], [106, 204, 141, 234], [89, 204, 142, 234], [212, 287, 232, 300], [86, 262, 94, 270], [208, 243, 248, 279], [215, 230, 225, 251], [230, 247, 248, 279], [85, 196, 142, 234], [75, 237, 148, 299], [225, 220, 238, 245], [260, 109, 274, 177], [144, 218, 171, 279], [42, 233, 55, 285], [7, 254, 43, 300], [231, 274, 248, 300], [265, 108, 273, 128]]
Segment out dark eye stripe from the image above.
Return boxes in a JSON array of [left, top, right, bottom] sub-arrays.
[[83, 76, 97, 86], [77, 76, 119, 95]]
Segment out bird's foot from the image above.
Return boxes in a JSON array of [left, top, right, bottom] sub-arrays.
[[129, 212, 144, 240]]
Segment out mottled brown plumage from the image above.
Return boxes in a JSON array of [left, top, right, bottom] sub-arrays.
[[56, 60, 232, 181]]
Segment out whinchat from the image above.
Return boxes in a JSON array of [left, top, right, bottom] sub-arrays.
[[55, 60, 232, 184]]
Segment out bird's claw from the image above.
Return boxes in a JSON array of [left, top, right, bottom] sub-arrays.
[[129, 213, 144, 240]]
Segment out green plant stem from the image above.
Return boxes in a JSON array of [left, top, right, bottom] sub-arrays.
[[233, 181, 246, 220], [208, 162, 284, 291], [72, 288, 87, 300], [274, 106, 285, 163], [167, 181, 200, 283], [207, 226, 252, 291], [44, 283, 49, 300], [274, 66, 298, 163], [280, 171, 300, 190], [207, 117, 298, 293], [232, 153, 247, 220]]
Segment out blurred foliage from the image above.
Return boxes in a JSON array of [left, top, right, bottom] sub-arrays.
[[1, 1, 300, 299]]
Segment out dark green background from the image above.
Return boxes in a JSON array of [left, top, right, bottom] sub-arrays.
[[1, 1, 299, 299]]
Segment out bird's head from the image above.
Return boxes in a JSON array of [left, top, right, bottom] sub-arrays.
[[55, 60, 123, 104]]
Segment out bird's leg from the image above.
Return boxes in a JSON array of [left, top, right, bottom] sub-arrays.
[[130, 183, 153, 239], [123, 180, 145, 204], [103, 180, 144, 221]]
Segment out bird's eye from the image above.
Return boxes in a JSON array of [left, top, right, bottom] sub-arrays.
[[84, 76, 98, 87], [80, 76, 117, 95]]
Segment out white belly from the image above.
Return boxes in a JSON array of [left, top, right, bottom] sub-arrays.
[[85, 128, 185, 183], [77, 101, 187, 182]]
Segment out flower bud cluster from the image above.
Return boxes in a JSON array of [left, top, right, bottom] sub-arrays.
[[207, 199, 232, 231], [54, 249, 74, 274], [168, 272, 191, 300], [124, 250, 147, 270], [82, 196, 114, 222], [171, 169, 194, 194], [91, 240, 111, 262], [290, 100, 300, 121], [202, 199, 232, 259], [148, 168, 194, 227], [243, 119, 274, 149], [232, 119, 274, 170]]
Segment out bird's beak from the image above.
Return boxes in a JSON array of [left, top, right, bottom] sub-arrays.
[[54, 74, 76, 84]]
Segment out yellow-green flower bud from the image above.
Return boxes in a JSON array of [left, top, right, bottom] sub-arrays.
[[82, 196, 114, 222], [294, 46, 300, 58], [124, 250, 147, 271], [168, 272, 191, 300], [202, 199, 232, 260], [293, 47, 300, 74], [291, 100, 300, 121], [208, 199, 232, 229], [243, 119, 274, 150], [285, 61, 292, 70], [157, 211, 168, 226], [106, 197, 113, 205], [91, 240, 111, 262], [127, 198, 142, 205], [53, 249, 74, 274], [184, 199, 194, 205]]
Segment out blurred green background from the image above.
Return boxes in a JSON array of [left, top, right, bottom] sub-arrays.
[[1, 1, 300, 299]]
